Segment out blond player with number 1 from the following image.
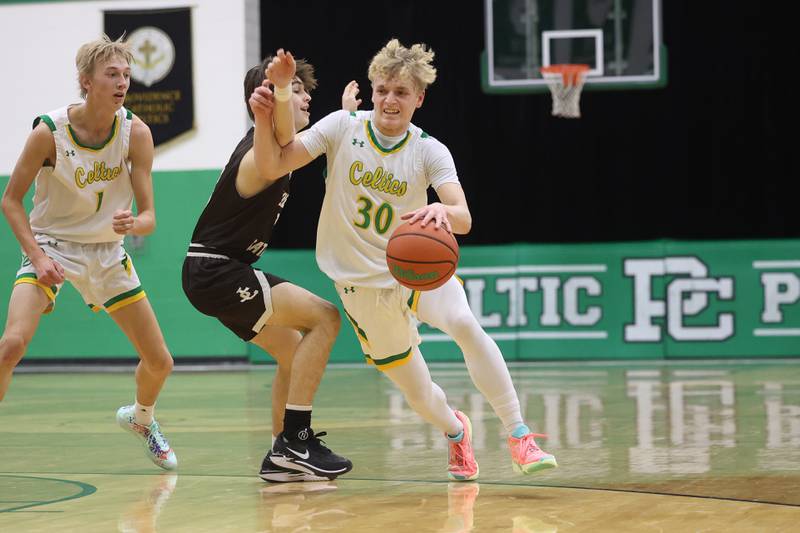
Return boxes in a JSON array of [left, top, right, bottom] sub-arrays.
[[0, 35, 177, 470]]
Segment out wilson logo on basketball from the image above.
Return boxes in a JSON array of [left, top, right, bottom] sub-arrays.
[[391, 264, 438, 281]]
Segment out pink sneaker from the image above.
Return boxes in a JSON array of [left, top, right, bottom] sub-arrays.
[[508, 433, 557, 474], [447, 410, 479, 481], [447, 482, 480, 529]]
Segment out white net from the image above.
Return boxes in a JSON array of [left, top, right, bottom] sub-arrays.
[[541, 65, 589, 119]]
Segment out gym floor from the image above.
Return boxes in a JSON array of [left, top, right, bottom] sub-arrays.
[[2, 360, 799, 532]]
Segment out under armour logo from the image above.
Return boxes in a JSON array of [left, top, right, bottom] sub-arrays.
[[64, 149, 75, 157], [352, 138, 364, 147], [236, 287, 259, 302], [343, 286, 356, 294]]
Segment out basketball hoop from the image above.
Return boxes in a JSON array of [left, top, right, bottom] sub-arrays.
[[540, 64, 590, 119]]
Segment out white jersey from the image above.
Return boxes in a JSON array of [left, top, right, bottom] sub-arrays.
[[300, 110, 459, 288], [29, 105, 134, 243]]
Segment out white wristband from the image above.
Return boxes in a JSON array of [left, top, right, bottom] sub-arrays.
[[274, 84, 291, 102]]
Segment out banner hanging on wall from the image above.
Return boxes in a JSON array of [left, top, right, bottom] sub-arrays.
[[104, 7, 194, 146]]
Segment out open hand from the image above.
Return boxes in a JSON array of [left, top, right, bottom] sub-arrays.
[[342, 80, 362, 111], [401, 203, 452, 232]]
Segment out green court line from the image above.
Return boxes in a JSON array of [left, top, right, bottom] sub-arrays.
[[0, 475, 96, 513]]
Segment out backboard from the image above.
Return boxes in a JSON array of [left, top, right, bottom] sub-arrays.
[[483, 0, 666, 93]]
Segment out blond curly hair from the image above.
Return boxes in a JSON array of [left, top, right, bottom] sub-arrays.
[[368, 39, 437, 92]]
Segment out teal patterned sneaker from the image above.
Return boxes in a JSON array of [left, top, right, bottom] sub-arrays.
[[116, 405, 178, 470]]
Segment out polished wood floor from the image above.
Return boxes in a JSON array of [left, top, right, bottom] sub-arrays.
[[2, 360, 799, 532]]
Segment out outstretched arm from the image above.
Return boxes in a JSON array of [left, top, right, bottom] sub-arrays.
[[268, 49, 296, 147], [1, 123, 65, 285], [250, 51, 316, 182]]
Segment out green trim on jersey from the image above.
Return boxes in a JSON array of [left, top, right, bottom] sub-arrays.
[[67, 115, 118, 151], [38, 115, 56, 132], [365, 121, 411, 155]]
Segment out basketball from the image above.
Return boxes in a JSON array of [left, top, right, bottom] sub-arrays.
[[386, 221, 459, 291]]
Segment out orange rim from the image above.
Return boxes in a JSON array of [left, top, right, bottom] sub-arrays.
[[540, 64, 590, 86]]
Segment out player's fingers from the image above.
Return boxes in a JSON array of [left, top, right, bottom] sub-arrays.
[[252, 90, 274, 105], [251, 92, 268, 105], [253, 85, 271, 96], [402, 210, 421, 223]]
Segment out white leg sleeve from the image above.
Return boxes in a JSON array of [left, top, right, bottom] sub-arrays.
[[417, 278, 524, 433], [382, 347, 462, 435]]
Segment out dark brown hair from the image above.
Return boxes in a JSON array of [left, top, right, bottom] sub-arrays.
[[244, 56, 317, 120]]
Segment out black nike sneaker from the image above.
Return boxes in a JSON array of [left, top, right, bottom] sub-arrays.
[[259, 450, 331, 483], [269, 427, 353, 479]]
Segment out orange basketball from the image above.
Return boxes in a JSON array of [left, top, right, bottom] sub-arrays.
[[386, 221, 459, 291]]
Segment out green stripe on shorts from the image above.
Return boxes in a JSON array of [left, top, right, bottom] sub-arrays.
[[103, 286, 143, 308]]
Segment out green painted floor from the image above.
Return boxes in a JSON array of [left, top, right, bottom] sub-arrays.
[[1, 361, 799, 532]]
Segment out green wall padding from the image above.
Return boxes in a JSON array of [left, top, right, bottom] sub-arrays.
[[2, 172, 799, 362]]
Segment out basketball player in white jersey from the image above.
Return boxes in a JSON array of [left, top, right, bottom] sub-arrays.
[[0, 35, 176, 470], [249, 41, 557, 480]]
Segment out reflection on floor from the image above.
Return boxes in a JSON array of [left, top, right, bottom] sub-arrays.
[[2, 360, 799, 531]]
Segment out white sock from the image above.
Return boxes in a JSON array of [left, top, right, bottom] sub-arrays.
[[382, 347, 462, 435], [417, 278, 524, 433], [134, 401, 154, 426]]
